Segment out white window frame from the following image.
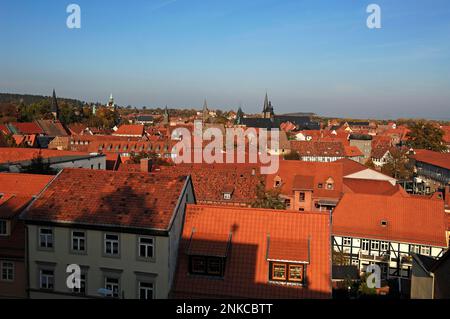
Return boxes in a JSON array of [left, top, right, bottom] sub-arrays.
[[71, 230, 86, 253], [105, 276, 120, 298], [380, 241, 389, 252], [39, 228, 54, 249], [138, 237, 154, 259], [361, 239, 370, 252], [420, 246, 431, 256], [342, 237, 351, 246], [39, 269, 54, 290], [371, 240, 380, 251], [138, 281, 154, 300], [409, 245, 421, 254], [1, 261, 14, 281], [104, 233, 120, 256]]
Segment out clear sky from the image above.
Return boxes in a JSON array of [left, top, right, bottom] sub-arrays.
[[1, 0, 449, 119]]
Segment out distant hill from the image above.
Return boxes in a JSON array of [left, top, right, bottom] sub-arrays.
[[0, 92, 85, 107]]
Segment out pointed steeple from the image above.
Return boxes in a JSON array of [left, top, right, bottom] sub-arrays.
[[202, 99, 209, 123], [263, 92, 269, 113], [236, 106, 244, 125], [163, 105, 170, 125], [51, 89, 59, 120]]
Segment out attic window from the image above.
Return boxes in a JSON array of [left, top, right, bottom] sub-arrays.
[[223, 193, 232, 200], [381, 220, 388, 227], [318, 183, 323, 189], [187, 232, 231, 278], [274, 176, 282, 188]]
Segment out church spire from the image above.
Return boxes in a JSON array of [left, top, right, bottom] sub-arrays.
[[163, 105, 170, 125], [263, 92, 269, 113], [202, 99, 209, 123], [51, 89, 59, 121]]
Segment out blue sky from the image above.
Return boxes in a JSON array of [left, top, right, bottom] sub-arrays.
[[1, 0, 450, 119]]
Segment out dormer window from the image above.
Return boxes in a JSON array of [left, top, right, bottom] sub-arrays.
[[274, 176, 282, 188], [381, 220, 388, 227], [326, 177, 334, 190], [223, 193, 232, 200], [186, 231, 231, 278], [318, 183, 323, 189], [267, 237, 309, 286]]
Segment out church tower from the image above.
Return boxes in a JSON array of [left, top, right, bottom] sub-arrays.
[[202, 99, 209, 123], [51, 89, 59, 121], [163, 105, 170, 125], [261, 92, 274, 119], [107, 94, 116, 110]]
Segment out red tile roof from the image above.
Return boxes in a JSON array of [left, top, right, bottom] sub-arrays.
[[0, 173, 54, 196], [24, 169, 189, 230], [343, 178, 406, 196], [0, 148, 90, 164], [344, 145, 364, 157], [266, 160, 343, 200], [335, 158, 368, 175], [333, 193, 447, 247], [10, 122, 44, 135], [413, 149, 450, 170], [112, 124, 145, 137], [159, 164, 263, 206], [172, 205, 332, 299], [291, 141, 346, 158], [267, 238, 309, 263]]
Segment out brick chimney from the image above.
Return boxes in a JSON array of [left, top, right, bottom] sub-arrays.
[[140, 158, 152, 173]]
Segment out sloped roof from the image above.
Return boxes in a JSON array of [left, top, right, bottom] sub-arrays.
[[333, 193, 447, 247], [172, 205, 331, 299], [23, 168, 189, 231], [413, 149, 450, 170], [112, 124, 145, 136]]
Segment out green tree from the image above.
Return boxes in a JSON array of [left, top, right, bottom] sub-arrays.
[[252, 183, 286, 210], [22, 153, 57, 175], [381, 148, 413, 180], [406, 121, 446, 152]]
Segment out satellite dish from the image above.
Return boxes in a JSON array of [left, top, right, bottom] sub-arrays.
[[97, 288, 113, 297]]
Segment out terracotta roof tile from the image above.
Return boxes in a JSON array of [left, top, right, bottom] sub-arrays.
[[113, 124, 145, 137], [23, 169, 188, 230], [413, 149, 450, 170], [172, 205, 332, 299], [333, 193, 447, 247]]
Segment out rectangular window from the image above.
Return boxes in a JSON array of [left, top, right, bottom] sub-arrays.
[[380, 241, 389, 252], [420, 246, 431, 256], [371, 240, 380, 251], [299, 192, 305, 202], [1, 261, 14, 281], [104, 234, 119, 256], [39, 228, 53, 249], [0, 220, 7, 236], [361, 239, 370, 251], [409, 245, 421, 254], [191, 256, 206, 274], [342, 237, 351, 246], [105, 277, 120, 298], [270, 262, 305, 284], [40, 269, 54, 290], [190, 256, 224, 277], [288, 265, 303, 282], [72, 273, 86, 295], [271, 263, 287, 281], [138, 237, 154, 259], [138, 281, 154, 300], [72, 231, 86, 252]]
